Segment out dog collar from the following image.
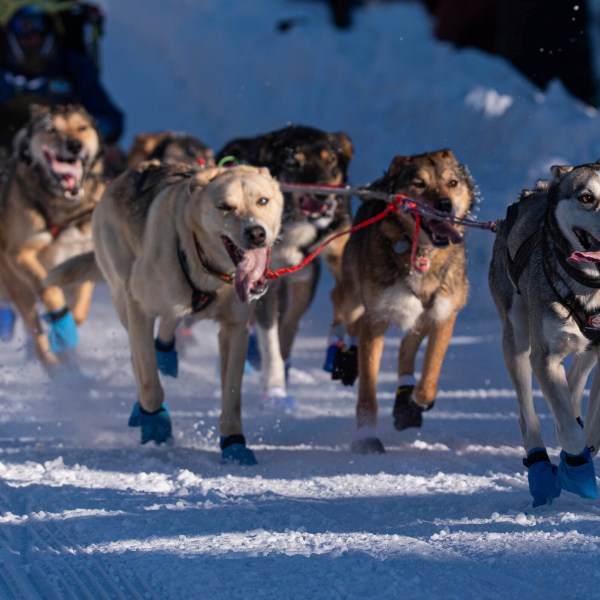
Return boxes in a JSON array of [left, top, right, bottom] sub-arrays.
[[176, 236, 217, 313]]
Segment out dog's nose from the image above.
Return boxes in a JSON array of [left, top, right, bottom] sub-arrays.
[[435, 197, 453, 213], [65, 138, 82, 155], [245, 225, 267, 247]]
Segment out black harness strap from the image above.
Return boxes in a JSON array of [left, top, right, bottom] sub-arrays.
[[176, 236, 216, 313]]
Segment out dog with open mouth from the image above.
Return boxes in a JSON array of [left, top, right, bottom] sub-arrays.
[[46, 161, 283, 463], [332, 149, 476, 454], [217, 124, 354, 406], [489, 161, 600, 506], [0, 103, 105, 369]]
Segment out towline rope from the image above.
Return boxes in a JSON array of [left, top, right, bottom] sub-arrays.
[[265, 183, 498, 280]]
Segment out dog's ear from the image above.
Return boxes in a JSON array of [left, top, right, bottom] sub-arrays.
[[387, 155, 410, 177], [331, 132, 354, 161], [436, 148, 456, 162], [550, 165, 574, 182]]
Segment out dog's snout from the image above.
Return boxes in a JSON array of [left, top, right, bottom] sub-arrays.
[[245, 225, 267, 247], [435, 197, 453, 213], [66, 138, 83, 155]]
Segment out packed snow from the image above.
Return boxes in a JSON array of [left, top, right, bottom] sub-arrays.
[[2, 1, 600, 598]]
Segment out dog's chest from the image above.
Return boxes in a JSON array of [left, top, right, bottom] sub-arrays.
[[371, 283, 425, 330]]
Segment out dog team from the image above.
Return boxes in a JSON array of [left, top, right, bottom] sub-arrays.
[[0, 102, 598, 506]]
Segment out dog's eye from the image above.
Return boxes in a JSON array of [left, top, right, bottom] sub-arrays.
[[448, 179, 459, 188], [257, 197, 269, 206], [77, 125, 89, 133], [411, 179, 426, 189], [217, 203, 233, 212], [579, 193, 594, 204]]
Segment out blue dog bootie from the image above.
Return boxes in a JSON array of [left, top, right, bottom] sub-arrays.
[[220, 434, 257, 465], [323, 339, 343, 373], [128, 402, 173, 445], [155, 337, 178, 378], [557, 447, 599, 500], [523, 447, 562, 507], [43, 307, 79, 353], [0, 307, 16, 342]]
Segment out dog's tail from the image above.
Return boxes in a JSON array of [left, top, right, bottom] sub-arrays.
[[45, 252, 103, 287]]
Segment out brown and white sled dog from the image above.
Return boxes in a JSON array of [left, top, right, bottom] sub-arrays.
[[217, 125, 354, 405], [334, 149, 475, 454], [47, 161, 283, 463], [0, 103, 104, 369], [126, 130, 216, 169], [489, 163, 600, 505]]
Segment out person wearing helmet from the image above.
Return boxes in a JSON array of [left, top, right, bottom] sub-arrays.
[[0, 3, 124, 153]]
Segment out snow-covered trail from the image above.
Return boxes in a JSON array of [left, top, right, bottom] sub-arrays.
[[1, 284, 600, 599]]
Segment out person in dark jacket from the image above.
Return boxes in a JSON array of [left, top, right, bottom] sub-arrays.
[[0, 3, 124, 150]]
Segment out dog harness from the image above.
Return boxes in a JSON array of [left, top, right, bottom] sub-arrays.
[[176, 236, 216, 313], [504, 202, 600, 345]]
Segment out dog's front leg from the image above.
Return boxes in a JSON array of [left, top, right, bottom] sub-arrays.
[[0, 254, 56, 366], [218, 320, 256, 464], [415, 312, 458, 408], [350, 315, 387, 453], [356, 315, 386, 430], [254, 283, 288, 402], [14, 248, 67, 312], [125, 297, 172, 445], [567, 349, 597, 424], [279, 266, 318, 363], [531, 346, 598, 499], [530, 348, 586, 455]]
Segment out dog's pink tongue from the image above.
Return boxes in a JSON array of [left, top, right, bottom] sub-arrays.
[[429, 220, 463, 244], [53, 159, 83, 191], [569, 249, 600, 263], [235, 247, 269, 304]]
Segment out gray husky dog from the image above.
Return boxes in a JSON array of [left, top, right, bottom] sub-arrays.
[[489, 162, 600, 506]]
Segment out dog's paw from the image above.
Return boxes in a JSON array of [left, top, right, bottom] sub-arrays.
[[524, 448, 561, 507], [43, 307, 79, 353], [557, 447, 599, 500], [155, 337, 178, 378], [220, 435, 257, 465], [351, 437, 385, 454], [128, 402, 173, 445], [393, 385, 432, 430], [331, 344, 358, 386]]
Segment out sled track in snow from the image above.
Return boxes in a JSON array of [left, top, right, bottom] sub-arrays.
[[0, 518, 159, 600]]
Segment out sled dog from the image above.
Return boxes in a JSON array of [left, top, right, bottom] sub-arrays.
[[217, 125, 354, 403], [126, 130, 216, 170], [334, 149, 475, 454], [489, 162, 600, 505], [0, 103, 104, 368], [47, 161, 283, 464]]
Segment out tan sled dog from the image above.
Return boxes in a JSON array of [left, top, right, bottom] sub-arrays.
[[0, 103, 104, 368], [333, 149, 475, 453], [47, 161, 283, 463]]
